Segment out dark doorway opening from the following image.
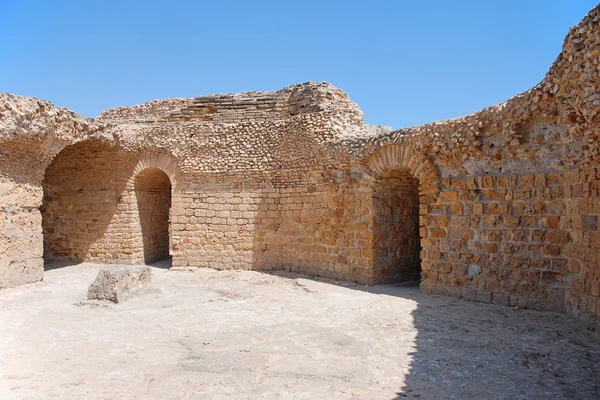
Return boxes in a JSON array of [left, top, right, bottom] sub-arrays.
[[373, 167, 421, 283], [134, 168, 172, 264]]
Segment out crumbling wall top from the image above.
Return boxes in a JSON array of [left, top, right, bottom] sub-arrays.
[[98, 81, 364, 125], [0, 93, 100, 142], [97, 98, 192, 123], [339, 4, 600, 175]]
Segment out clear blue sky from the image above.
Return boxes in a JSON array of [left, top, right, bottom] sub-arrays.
[[0, 1, 596, 128]]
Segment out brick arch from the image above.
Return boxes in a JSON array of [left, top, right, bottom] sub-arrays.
[[123, 153, 185, 192], [363, 144, 440, 200]]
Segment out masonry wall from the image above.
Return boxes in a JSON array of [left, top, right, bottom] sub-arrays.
[[43, 189, 119, 261], [564, 168, 600, 323], [0, 185, 43, 288], [99, 82, 363, 125], [169, 180, 376, 283], [254, 183, 375, 283], [170, 186, 261, 270], [0, 138, 59, 288], [414, 168, 600, 324], [41, 141, 140, 263]]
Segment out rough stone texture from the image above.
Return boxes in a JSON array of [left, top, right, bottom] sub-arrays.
[[87, 266, 152, 303], [0, 5, 599, 328]]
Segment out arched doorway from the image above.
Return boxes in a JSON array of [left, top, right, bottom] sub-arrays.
[[134, 168, 172, 264], [372, 167, 421, 283], [364, 143, 441, 285]]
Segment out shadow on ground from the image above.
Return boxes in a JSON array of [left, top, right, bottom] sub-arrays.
[[43, 260, 84, 271], [45, 257, 172, 272], [146, 256, 172, 270], [269, 271, 600, 400]]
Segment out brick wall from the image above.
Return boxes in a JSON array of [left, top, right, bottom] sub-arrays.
[[167, 181, 375, 283], [169, 187, 259, 270], [41, 141, 141, 263], [254, 184, 374, 283]]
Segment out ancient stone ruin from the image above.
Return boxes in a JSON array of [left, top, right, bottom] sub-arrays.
[[87, 266, 153, 303], [1, 6, 599, 327]]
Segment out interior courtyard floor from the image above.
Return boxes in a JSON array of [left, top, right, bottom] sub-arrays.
[[0, 262, 599, 399]]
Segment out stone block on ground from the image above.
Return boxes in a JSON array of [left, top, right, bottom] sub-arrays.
[[87, 266, 152, 303]]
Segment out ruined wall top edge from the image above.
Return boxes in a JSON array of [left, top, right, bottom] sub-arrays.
[[97, 81, 364, 125], [339, 5, 600, 173], [0, 93, 107, 143]]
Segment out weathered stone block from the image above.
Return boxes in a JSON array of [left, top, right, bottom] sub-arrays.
[[0, 258, 44, 289], [87, 267, 152, 303]]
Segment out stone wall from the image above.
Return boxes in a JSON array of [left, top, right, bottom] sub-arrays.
[[0, 5, 598, 329], [253, 183, 375, 283], [408, 168, 600, 325], [0, 94, 103, 287], [99, 82, 364, 125], [41, 144, 182, 265], [337, 5, 600, 324], [170, 186, 260, 270], [42, 141, 135, 262]]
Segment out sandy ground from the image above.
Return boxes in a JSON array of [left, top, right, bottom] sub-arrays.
[[0, 263, 599, 400]]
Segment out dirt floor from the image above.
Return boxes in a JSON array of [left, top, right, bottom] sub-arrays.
[[0, 263, 599, 400]]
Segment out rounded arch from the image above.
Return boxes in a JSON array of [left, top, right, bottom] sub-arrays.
[[122, 152, 186, 192], [360, 143, 441, 284], [363, 144, 440, 200]]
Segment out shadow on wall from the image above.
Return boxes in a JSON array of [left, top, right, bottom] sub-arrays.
[[42, 140, 133, 264], [247, 144, 437, 285], [41, 140, 174, 267], [250, 182, 377, 283]]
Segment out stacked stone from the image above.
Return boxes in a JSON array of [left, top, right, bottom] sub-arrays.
[[157, 82, 363, 125], [0, 94, 104, 288], [97, 98, 191, 123]]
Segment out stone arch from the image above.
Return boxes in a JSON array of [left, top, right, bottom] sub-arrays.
[[122, 152, 186, 192], [363, 144, 440, 200], [361, 144, 441, 284], [121, 153, 184, 266]]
